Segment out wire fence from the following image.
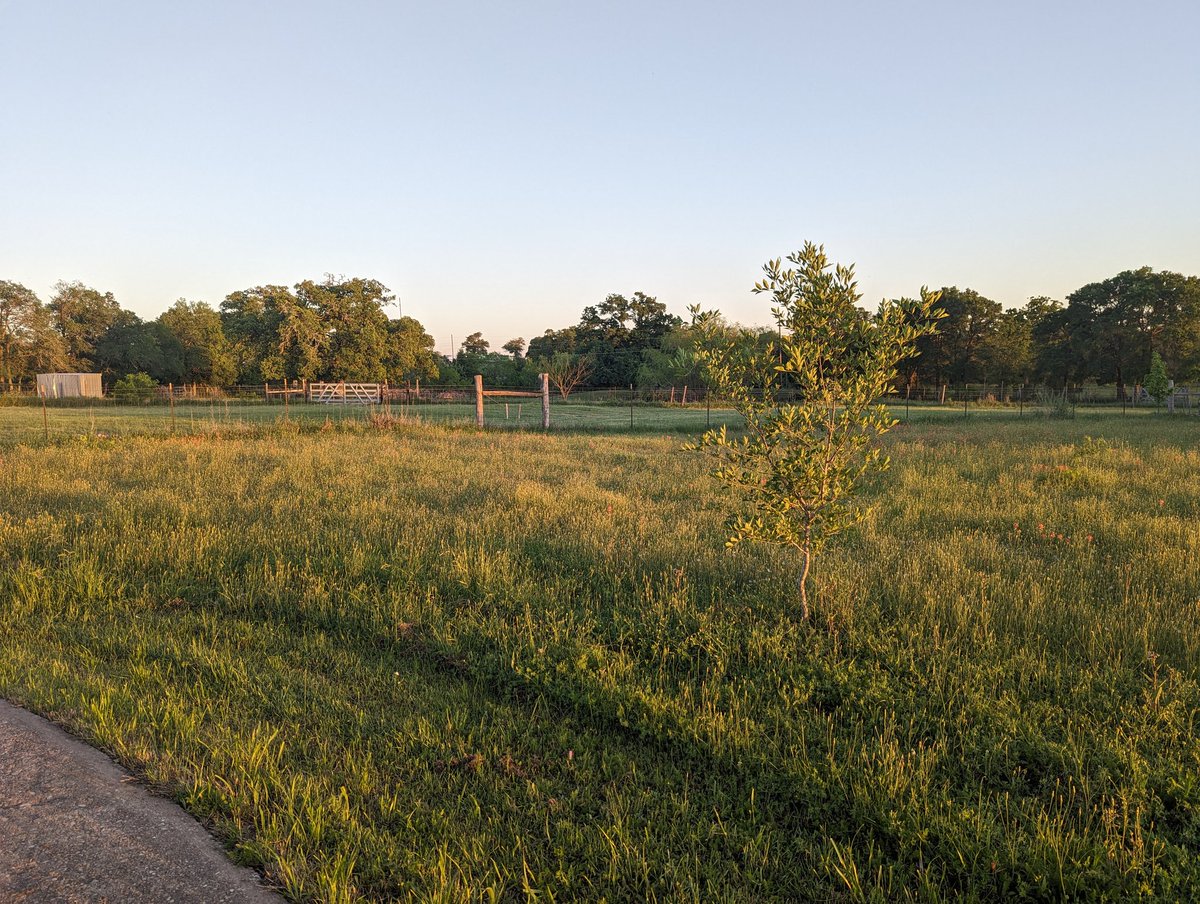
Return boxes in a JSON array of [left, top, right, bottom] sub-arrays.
[[3, 379, 1197, 407], [2, 380, 1198, 447]]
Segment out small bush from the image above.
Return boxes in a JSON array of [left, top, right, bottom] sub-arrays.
[[112, 372, 158, 404], [1035, 388, 1075, 419]]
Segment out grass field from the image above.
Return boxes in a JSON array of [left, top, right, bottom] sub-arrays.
[[1, 396, 1179, 446], [1, 408, 1198, 901], [0, 398, 749, 444]]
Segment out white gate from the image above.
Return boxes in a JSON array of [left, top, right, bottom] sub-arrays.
[[308, 382, 381, 404]]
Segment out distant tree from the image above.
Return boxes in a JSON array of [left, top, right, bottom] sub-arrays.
[[1032, 303, 1075, 388], [452, 332, 499, 379], [221, 285, 322, 383], [93, 311, 182, 383], [385, 316, 440, 382], [48, 281, 122, 370], [909, 286, 1002, 384], [298, 276, 396, 381], [689, 244, 943, 620], [476, 352, 533, 387], [578, 292, 677, 346], [0, 281, 69, 387], [573, 292, 683, 386], [636, 345, 696, 389], [635, 320, 722, 388], [502, 337, 526, 359], [527, 327, 577, 360], [112, 371, 158, 403], [460, 332, 490, 356], [434, 357, 467, 386], [1145, 351, 1170, 408], [158, 300, 236, 385], [543, 352, 593, 398], [1057, 268, 1200, 396], [983, 296, 1063, 386]]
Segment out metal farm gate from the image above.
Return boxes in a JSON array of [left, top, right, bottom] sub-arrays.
[[308, 382, 381, 404]]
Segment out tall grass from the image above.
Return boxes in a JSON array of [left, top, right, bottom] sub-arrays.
[[0, 412, 1197, 900]]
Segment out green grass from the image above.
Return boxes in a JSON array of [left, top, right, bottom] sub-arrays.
[[1, 411, 1198, 901], [0, 399, 747, 444], [0, 395, 1181, 448]]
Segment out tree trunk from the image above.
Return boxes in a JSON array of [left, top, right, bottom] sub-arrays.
[[798, 546, 811, 621]]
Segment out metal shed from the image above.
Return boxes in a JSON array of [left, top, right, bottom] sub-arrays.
[[36, 373, 104, 399]]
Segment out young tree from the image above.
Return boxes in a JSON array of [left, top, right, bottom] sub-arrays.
[[1145, 350, 1170, 409], [543, 352, 593, 398], [689, 243, 943, 620]]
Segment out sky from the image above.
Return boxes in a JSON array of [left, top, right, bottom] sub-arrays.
[[2, 0, 1198, 357]]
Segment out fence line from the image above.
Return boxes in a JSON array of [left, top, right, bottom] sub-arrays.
[[5, 379, 1199, 419]]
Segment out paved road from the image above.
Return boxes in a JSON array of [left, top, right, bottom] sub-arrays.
[[0, 699, 282, 903]]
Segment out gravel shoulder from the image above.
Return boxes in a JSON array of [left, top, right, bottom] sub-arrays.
[[0, 698, 282, 903]]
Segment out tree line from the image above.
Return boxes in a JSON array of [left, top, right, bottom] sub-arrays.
[[903, 268, 1200, 395], [0, 277, 439, 390], [2, 264, 1197, 394]]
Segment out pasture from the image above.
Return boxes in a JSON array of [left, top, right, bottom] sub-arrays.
[[0, 407, 1197, 901], [0, 398, 746, 443]]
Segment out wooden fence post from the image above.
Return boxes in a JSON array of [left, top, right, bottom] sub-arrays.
[[682, 385, 688, 405], [540, 373, 550, 429], [475, 374, 485, 427]]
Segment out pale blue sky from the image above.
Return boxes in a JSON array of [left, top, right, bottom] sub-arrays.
[[3, 1, 1197, 356]]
